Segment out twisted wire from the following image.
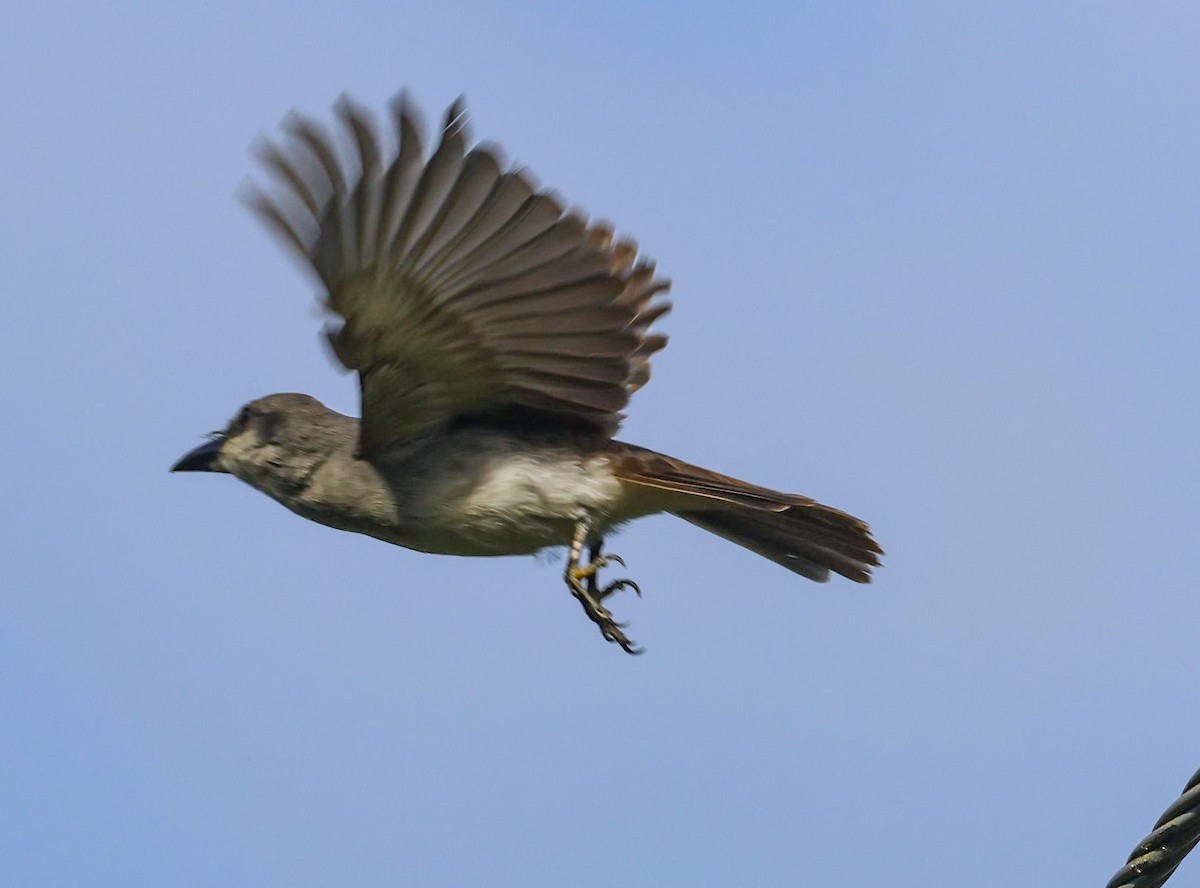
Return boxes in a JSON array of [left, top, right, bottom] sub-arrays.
[[1106, 766, 1200, 888]]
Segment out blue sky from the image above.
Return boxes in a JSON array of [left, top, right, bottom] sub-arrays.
[[3, 2, 1198, 885]]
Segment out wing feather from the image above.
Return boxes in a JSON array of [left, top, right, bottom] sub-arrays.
[[250, 94, 672, 456]]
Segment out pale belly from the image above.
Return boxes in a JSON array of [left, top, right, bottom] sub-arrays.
[[369, 511, 596, 557], [293, 430, 653, 557], [387, 447, 631, 556]]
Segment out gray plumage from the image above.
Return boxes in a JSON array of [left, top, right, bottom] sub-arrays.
[[173, 93, 882, 653]]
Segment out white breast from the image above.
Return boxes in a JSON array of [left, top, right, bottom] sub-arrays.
[[462, 450, 622, 521], [389, 432, 631, 556]]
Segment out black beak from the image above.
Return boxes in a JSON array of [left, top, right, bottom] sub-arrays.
[[171, 438, 226, 473]]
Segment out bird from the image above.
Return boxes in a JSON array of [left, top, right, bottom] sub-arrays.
[[171, 92, 883, 654]]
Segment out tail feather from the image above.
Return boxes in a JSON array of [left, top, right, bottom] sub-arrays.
[[675, 504, 880, 583], [607, 440, 882, 583]]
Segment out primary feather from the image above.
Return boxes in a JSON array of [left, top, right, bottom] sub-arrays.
[[247, 94, 672, 458]]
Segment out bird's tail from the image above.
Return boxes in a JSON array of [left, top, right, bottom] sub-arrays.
[[674, 504, 879, 583], [608, 442, 882, 582]]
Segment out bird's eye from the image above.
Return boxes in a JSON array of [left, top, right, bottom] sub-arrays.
[[230, 406, 254, 433]]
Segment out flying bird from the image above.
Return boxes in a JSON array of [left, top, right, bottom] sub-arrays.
[[172, 93, 882, 653]]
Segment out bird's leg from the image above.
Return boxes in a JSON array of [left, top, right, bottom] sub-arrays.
[[565, 520, 643, 655]]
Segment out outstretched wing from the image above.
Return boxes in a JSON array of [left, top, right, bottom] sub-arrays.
[[247, 94, 671, 457]]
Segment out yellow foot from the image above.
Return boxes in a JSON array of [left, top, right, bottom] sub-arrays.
[[565, 553, 643, 655]]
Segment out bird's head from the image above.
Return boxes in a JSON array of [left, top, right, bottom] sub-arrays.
[[171, 393, 353, 499]]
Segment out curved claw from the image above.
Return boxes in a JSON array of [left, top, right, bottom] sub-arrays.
[[604, 554, 626, 568], [599, 578, 641, 600], [604, 633, 642, 655], [613, 637, 644, 655]]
